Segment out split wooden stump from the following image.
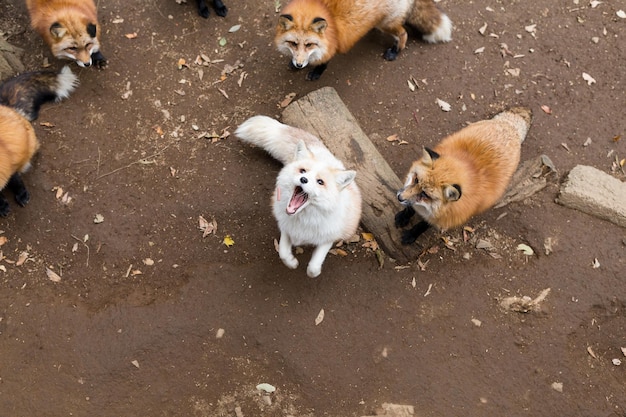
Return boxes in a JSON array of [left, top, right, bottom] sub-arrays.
[[283, 87, 413, 263]]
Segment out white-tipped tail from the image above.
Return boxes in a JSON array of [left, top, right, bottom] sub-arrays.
[[494, 107, 533, 143], [236, 115, 321, 165], [423, 13, 453, 43], [55, 66, 79, 101]]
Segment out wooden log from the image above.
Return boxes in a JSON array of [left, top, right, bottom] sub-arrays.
[[283, 87, 413, 263]]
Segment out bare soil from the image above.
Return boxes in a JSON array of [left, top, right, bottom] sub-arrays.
[[0, 1, 625, 416]]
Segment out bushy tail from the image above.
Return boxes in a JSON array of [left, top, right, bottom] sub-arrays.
[[0, 66, 79, 121], [493, 107, 533, 143], [235, 115, 322, 165]]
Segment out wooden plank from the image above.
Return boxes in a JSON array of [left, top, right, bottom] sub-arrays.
[[283, 87, 413, 263]]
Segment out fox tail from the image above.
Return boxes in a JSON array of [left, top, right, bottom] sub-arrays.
[[0, 66, 79, 121]]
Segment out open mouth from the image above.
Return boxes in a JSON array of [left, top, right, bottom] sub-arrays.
[[286, 186, 308, 215]]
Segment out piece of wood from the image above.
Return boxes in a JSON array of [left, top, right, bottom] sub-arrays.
[[283, 87, 413, 263]]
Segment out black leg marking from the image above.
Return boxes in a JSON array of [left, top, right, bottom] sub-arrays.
[[383, 45, 400, 61], [8, 174, 30, 207], [401, 221, 430, 245], [92, 51, 108, 68], [213, 0, 228, 17], [395, 206, 415, 228], [0, 194, 9, 217], [306, 63, 328, 81], [197, 0, 210, 18]]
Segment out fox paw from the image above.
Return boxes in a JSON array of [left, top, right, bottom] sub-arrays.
[[307, 264, 322, 278], [280, 255, 299, 270], [395, 206, 415, 228], [14, 189, 30, 207], [214, 0, 228, 17], [0, 198, 9, 217], [383, 46, 400, 61]]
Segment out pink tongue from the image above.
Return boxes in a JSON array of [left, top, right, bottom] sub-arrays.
[[286, 189, 307, 215]]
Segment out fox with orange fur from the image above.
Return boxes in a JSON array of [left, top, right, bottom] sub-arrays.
[[395, 108, 533, 244], [26, 0, 106, 67], [0, 66, 78, 216], [276, 0, 452, 80]]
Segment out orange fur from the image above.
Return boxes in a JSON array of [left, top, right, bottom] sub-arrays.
[[26, 0, 104, 67], [275, 0, 451, 79], [398, 108, 532, 231], [0, 106, 39, 188]]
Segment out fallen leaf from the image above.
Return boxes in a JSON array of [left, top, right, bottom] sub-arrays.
[[587, 346, 598, 359], [386, 134, 399, 142], [143, 258, 154, 266], [315, 308, 324, 326], [478, 23, 488, 35], [40, 121, 55, 128], [46, 267, 61, 282], [0, 236, 8, 246], [617, 10, 626, 18], [16, 251, 29, 266], [436, 98, 451, 112], [218, 37, 227, 47], [541, 105, 552, 114], [582, 72, 596, 85], [94, 214, 104, 224], [131, 360, 140, 368], [223, 235, 235, 247], [256, 383, 276, 393], [407, 79, 416, 91], [592, 258, 600, 268], [279, 92, 296, 108], [199, 215, 217, 237], [228, 24, 241, 33], [474, 46, 485, 54], [124, 32, 138, 39], [517, 243, 534, 256]]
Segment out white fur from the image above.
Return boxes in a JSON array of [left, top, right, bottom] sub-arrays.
[[55, 66, 79, 100], [423, 13, 453, 43], [236, 116, 362, 277]]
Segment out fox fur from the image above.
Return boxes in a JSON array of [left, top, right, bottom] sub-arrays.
[[0, 66, 78, 216], [26, 0, 106, 67], [396, 107, 533, 244], [236, 115, 362, 277], [276, 0, 452, 80]]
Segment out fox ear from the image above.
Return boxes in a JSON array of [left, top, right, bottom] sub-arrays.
[[295, 140, 313, 161], [86, 23, 97, 38], [49, 22, 67, 39], [335, 170, 356, 189], [279, 14, 294, 31], [422, 147, 439, 167], [311, 17, 327, 33], [443, 184, 462, 201]]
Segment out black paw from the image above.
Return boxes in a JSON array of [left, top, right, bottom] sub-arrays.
[[383, 45, 399, 61], [400, 221, 430, 245], [0, 196, 9, 217], [8, 173, 29, 207], [395, 206, 415, 228], [197, 0, 210, 18], [214, 0, 228, 17], [305, 63, 327, 81], [92, 51, 108, 68]]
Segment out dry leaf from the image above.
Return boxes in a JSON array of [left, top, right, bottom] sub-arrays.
[[541, 105, 552, 114], [582, 72, 596, 85], [478, 23, 488, 35], [94, 214, 104, 224], [143, 258, 154, 266], [46, 267, 61, 282], [0, 236, 8, 246], [279, 92, 296, 108], [40, 121, 55, 128], [517, 243, 534, 256], [386, 134, 399, 142], [474, 46, 485, 54], [315, 308, 325, 326], [199, 215, 217, 237], [16, 251, 29, 266], [131, 360, 140, 368], [124, 32, 138, 39], [436, 98, 451, 112]]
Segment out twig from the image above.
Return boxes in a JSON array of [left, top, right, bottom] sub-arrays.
[[95, 145, 170, 181], [71, 235, 90, 267]]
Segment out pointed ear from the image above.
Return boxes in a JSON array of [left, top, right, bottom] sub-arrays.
[[443, 184, 462, 201], [50, 22, 67, 39], [295, 140, 313, 160], [279, 14, 294, 31], [310, 17, 327, 33], [87, 22, 97, 37], [335, 170, 356, 189], [421, 147, 439, 167]]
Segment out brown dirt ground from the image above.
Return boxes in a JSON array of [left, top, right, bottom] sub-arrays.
[[1, 1, 625, 416]]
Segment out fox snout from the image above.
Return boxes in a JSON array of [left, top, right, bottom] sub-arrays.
[[291, 57, 308, 69], [396, 189, 409, 205]]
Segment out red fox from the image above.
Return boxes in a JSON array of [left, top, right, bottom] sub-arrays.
[[395, 108, 533, 244], [0, 66, 78, 216], [276, 0, 452, 80], [26, 0, 106, 68]]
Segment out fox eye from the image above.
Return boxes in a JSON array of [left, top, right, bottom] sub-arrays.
[[317, 179, 324, 185], [67, 47, 78, 52], [299, 168, 306, 174], [288, 41, 298, 47], [305, 42, 314, 48]]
